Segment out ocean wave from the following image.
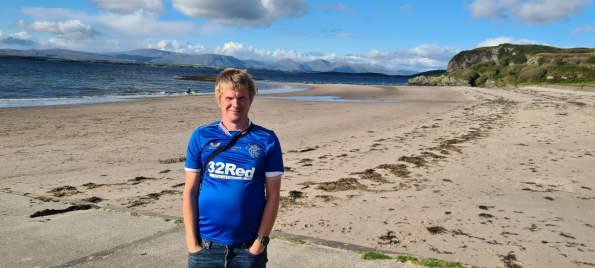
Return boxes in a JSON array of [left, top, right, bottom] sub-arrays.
[[0, 97, 124, 108]]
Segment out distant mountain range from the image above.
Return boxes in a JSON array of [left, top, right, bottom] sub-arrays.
[[0, 48, 430, 76]]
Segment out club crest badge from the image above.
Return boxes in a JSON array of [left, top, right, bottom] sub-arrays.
[[248, 144, 262, 158]]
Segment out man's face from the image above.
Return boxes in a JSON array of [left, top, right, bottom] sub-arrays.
[[218, 87, 251, 126]]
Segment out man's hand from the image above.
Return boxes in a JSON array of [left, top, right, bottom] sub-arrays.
[[249, 240, 265, 255], [188, 244, 202, 254]]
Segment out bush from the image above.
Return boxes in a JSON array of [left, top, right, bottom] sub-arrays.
[[505, 65, 523, 75], [483, 70, 499, 78], [548, 66, 595, 78], [584, 55, 595, 64], [567, 58, 581, 65], [475, 76, 488, 86], [499, 57, 510, 67], [451, 69, 480, 86], [553, 57, 565, 66], [518, 67, 547, 83], [511, 53, 527, 64], [472, 61, 496, 72], [537, 58, 546, 66]]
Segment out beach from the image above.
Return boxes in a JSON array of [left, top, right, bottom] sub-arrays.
[[1, 84, 594, 267]]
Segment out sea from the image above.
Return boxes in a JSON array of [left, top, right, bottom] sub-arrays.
[[0, 57, 409, 108]]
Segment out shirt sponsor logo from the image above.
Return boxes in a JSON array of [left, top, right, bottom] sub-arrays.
[[209, 142, 221, 149], [207, 161, 255, 180]]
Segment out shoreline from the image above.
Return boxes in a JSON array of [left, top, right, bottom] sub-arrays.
[[1, 84, 594, 267], [2, 82, 591, 110]]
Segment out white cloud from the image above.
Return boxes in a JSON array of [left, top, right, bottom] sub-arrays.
[[12, 31, 34, 40], [22, 7, 90, 21], [395, 44, 460, 61], [10, 19, 28, 30], [476, 36, 539, 47], [469, 0, 519, 19], [171, 0, 307, 27], [385, 58, 445, 70], [469, 0, 593, 24], [45, 37, 127, 52], [21, 7, 205, 37], [210, 42, 303, 61], [95, 10, 198, 36], [571, 26, 595, 34], [88, 0, 165, 14], [516, 0, 593, 24], [347, 44, 459, 70], [323, 44, 461, 71], [27, 20, 99, 39], [144, 39, 207, 54], [0, 31, 42, 47], [362, 50, 391, 59]]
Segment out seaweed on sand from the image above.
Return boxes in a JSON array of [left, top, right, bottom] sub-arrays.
[[316, 178, 368, 192], [48, 186, 80, 197]]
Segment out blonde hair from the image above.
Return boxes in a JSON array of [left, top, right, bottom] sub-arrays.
[[215, 68, 256, 103]]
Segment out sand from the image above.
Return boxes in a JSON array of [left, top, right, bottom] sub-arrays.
[[1, 84, 594, 267]]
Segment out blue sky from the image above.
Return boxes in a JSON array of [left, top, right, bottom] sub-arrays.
[[0, 0, 594, 72]]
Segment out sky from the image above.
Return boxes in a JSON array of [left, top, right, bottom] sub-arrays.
[[0, 0, 594, 72]]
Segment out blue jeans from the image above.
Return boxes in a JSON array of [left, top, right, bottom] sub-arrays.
[[188, 240, 268, 268]]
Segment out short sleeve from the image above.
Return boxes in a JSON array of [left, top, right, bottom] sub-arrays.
[[184, 130, 202, 173], [265, 132, 284, 177]]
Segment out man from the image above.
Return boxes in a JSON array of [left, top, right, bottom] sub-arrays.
[[183, 68, 284, 268]]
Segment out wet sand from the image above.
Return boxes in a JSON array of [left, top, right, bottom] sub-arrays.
[[1, 84, 594, 267]]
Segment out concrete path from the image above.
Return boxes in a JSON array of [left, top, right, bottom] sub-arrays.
[[0, 191, 415, 268]]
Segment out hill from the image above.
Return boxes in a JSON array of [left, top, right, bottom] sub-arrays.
[[443, 44, 595, 87]]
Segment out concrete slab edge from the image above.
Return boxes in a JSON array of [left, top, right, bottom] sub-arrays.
[[2, 189, 419, 261]]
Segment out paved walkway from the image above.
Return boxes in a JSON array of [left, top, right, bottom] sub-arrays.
[[0, 191, 415, 268]]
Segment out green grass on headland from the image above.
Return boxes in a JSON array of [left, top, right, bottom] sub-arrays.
[[445, 44, 595, 88]]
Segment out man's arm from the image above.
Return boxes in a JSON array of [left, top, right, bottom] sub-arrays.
[[182, 171, 202, 253], [249, 175, 281, 254]]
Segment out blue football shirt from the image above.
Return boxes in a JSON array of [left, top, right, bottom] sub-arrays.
[[185, 121, 284, 245]]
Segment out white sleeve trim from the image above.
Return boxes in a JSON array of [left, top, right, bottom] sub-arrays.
[[265, 171, 284, 178], [185, 167, 201, 173]]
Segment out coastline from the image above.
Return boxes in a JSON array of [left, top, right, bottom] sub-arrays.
[[1, 84, 594, 267]]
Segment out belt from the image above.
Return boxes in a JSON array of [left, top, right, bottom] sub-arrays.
[[201, 239, 255, 249]]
